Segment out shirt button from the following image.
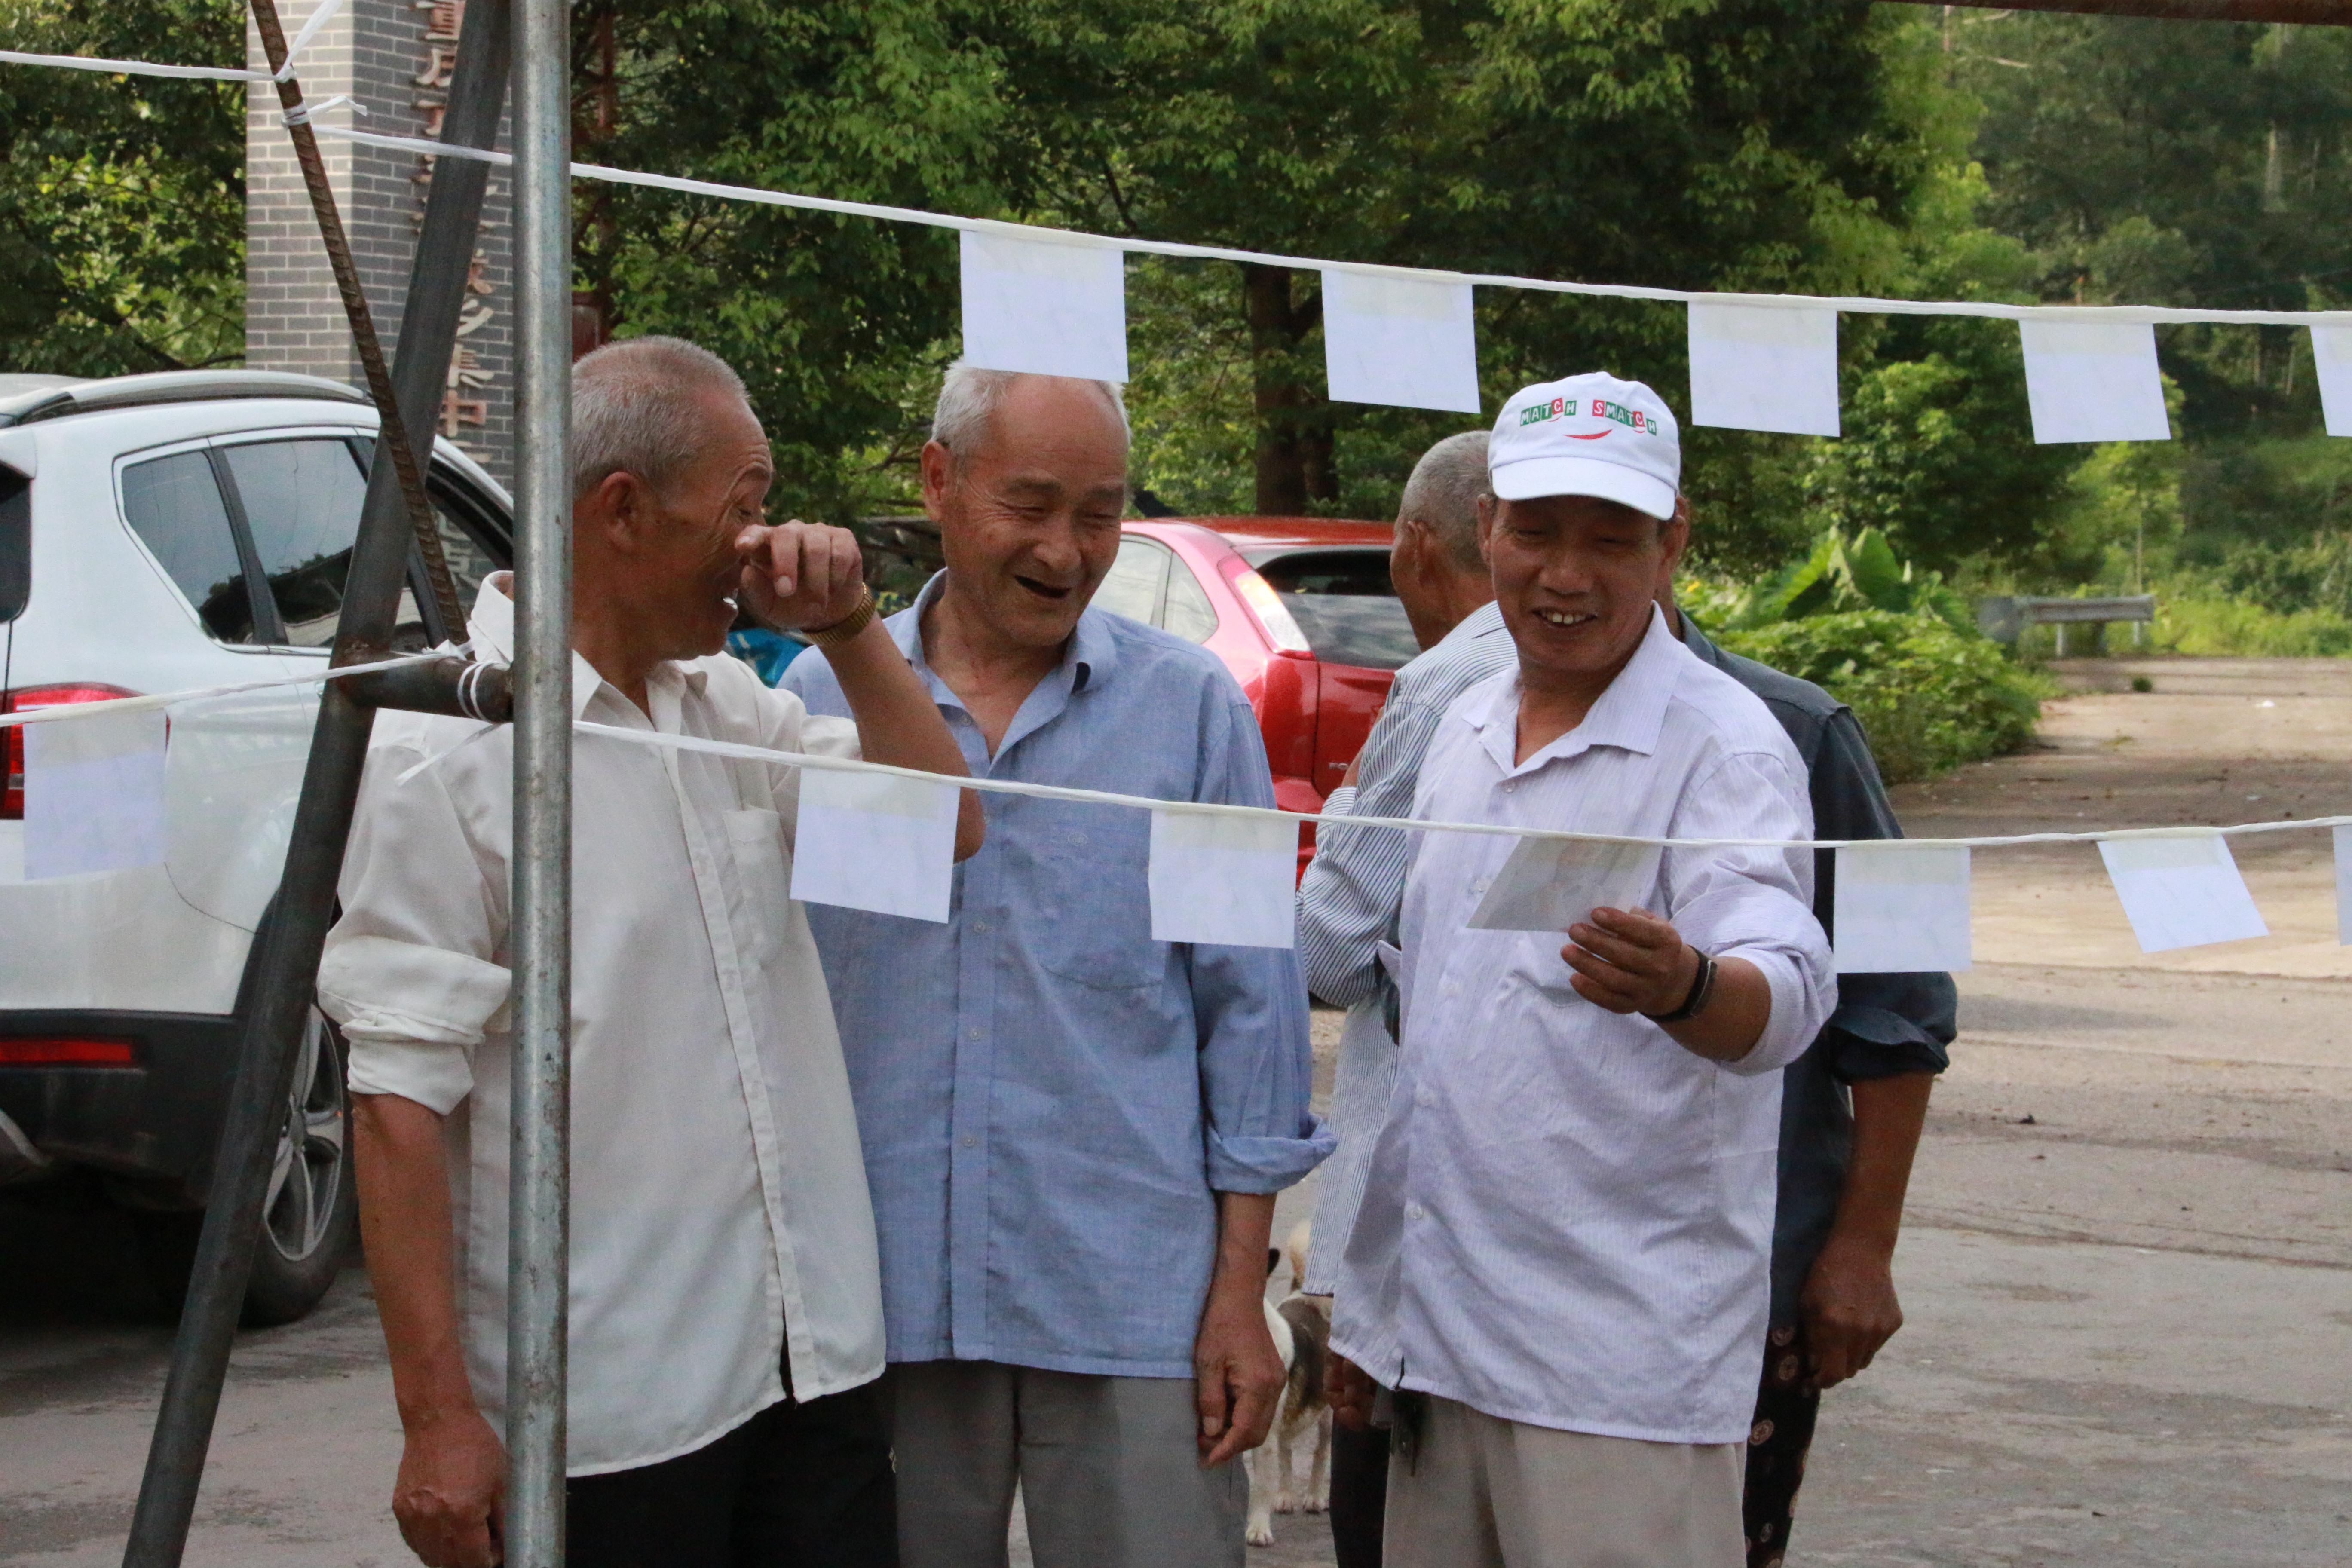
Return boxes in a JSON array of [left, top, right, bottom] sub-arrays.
[[1502, 781, 1517, 793], [971, 919, 992, 934], [1406, 1202, 1425, 1221], [960, 1135, 978, 1149], [966, 1026, 983, 1041], [1416, 1087, 1434, 1108]]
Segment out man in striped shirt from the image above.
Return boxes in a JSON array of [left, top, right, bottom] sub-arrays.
[[1325, 373, 1835, 1568], [1297, 428, 1514, 1566]]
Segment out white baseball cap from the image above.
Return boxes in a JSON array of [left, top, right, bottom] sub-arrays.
[[1488, 373, 1681, 519]]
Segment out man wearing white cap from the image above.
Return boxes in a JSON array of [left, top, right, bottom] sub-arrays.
[[1325, 373, 1836, 1568]]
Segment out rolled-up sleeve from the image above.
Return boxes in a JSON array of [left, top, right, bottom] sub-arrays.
[[319, 738, 510, 1117], [1191, 695, 1334, 1192], [1665, 748, 1836, 1077]]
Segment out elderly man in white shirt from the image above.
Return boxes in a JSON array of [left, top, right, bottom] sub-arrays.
[[1326, 373, 1835, 1568], [320, 336, 980, 1568]]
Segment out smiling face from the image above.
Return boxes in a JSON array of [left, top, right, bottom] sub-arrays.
[[618, 388, 775, 662], [1487, 493, 1687, 692], [922, 377, 1130, 654]]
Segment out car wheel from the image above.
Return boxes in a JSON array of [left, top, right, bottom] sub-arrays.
[[131, 1007, 358, 1327]]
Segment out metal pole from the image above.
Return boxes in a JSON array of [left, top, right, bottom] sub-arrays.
[[505, 0, 573, 1561], [121, 5, 514, 1565]]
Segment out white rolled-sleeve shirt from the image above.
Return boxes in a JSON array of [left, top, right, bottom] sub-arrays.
[[1328, 606, 1835, 1446], [318, 579, 883, 1476]]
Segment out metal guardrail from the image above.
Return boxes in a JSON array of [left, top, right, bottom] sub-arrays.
[[1978, 594, 2156, 655]]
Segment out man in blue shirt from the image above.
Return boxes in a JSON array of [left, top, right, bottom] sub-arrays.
[[783, 364, 1330, 1568]]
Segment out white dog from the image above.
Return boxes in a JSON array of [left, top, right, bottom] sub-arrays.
[[1246, 1222, 1332, 1549]]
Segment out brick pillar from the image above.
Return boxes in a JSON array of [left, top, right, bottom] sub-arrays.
[[245, 0, 514, 490]]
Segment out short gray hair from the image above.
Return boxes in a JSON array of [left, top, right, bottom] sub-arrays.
[[931, 362, 1131, 466], [1398, 430, 1491, 572], [571, 335, 750, 503]]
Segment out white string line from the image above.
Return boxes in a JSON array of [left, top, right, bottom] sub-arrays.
[[0, 47, 271, 83], [0, 652, 441, 730], [313, 124, 2352, 331], [576, 720, 2352, 854], [0, 0, 347, 86]]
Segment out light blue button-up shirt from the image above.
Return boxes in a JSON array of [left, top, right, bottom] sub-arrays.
[[781, 573, 1331, 1378]]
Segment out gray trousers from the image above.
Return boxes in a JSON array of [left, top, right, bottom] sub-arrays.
[[884, 1360, 1247, 1568], [1386, 1395, 1744, 1568]]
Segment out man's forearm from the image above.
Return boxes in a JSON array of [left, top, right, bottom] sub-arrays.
[[353, 1093, 480, 1430], [1829, 1071, 1935, 1252], [821, 618, 984, 857], [1208, 1190, 1277, 1304]]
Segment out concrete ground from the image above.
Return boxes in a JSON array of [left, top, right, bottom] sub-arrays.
[[5, 656, 2351, 1566]]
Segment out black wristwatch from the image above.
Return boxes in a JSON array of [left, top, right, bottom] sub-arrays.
[[1643, 948, 1718, 1025]]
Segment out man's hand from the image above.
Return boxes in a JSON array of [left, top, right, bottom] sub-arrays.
[[736, 519, 867, 632], [1194, 1288, 1287, 1467], [1800, 1231, 1904, 1390], [391, 1406, 506, 1567], [1326, 1352, 1377, 1433], [1562, 906, 1698, 1017]]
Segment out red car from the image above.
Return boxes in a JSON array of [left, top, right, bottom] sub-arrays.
[[1102, 518, 1418, 869]]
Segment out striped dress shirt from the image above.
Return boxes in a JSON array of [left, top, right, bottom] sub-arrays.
[[1328, 606, 1835, 1446], [1296, 599, 1515, 1292]]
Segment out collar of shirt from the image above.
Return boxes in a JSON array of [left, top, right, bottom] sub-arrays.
[[468, 573, 708, 730], [887, 570, 1118, 766], [1463, 603, 1681, 778]]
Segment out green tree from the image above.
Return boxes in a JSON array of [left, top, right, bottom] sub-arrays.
[[0, 0, 245, 374], [571, 0, 1014, 519], [1961, 11, 2352, 435], [987, 0, 1948, 531]]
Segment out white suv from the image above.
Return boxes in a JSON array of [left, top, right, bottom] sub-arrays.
[[0, 369, 510, 1323]]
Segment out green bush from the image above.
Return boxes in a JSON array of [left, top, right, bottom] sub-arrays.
[[1716, 609, 2047, 785], [2151, 595, 2352, 658]]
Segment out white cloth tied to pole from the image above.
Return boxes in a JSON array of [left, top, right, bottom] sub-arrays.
[[2098, 833, 2266, 953], [22, 709, 168, 880], [2311, 326, 2352, 440], [1146, 808, 1298, 948], [958, 230, 1129, 384], [790, 768, 960, 924], [1686, 302, 1842, 438], [1831, 843, 1972, 974], [2333, 824, 2352, 946], [2018, 319, 2173, 444], [1320, 269, 1482, 414]]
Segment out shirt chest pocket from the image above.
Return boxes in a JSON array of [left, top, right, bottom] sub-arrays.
[[1030, 815, 1158, 992], [723, 808, 790, 973]]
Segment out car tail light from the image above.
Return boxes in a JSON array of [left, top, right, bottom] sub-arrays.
[[0, 1037, 136, 1066], [1226, 567, 1313, 655], [2, 683, 137, 819]]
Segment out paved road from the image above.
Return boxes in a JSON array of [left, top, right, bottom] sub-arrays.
[[6, 659, 2351, 1567]]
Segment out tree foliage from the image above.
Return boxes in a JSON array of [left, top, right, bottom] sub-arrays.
[[572, 0, 1015, 518], [0, 0, 245, 374], [986, 0, 1947, 534]]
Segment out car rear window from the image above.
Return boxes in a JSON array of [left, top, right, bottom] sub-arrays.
[[1255, 549, 1417, 671], [0, 465, 26, 623], [224, 438, 369, 646], [122, 450, 262, 643]]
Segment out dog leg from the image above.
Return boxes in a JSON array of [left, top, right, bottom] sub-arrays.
[[1275, 1410, 1298, 1515], [1245, 1441, 1277, 1547], [1305, 1408, 1332, 1514]]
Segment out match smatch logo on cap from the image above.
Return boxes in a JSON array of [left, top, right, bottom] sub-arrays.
[[1516, 395, 1661, 435]]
